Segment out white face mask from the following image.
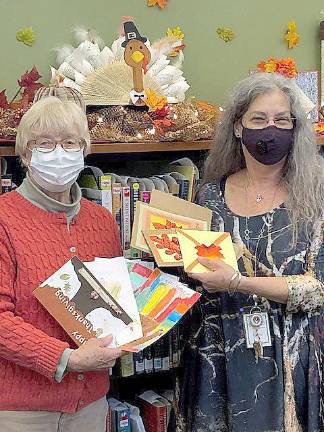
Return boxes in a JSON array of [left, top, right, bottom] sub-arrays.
[[29, 147, 84, 193]]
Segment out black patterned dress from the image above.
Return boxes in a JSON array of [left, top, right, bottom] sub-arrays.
[[177, 180, 323, 432]]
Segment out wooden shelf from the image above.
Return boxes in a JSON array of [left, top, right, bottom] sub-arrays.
[[0, 136, 323, 157], [0, 139, 213, 157]]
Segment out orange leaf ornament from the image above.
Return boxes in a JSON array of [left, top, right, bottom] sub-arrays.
[[147, 0, 168, 9], [195, 244, 225, 260]]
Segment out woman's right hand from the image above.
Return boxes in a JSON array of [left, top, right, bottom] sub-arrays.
[[67, 335, 123, 372]]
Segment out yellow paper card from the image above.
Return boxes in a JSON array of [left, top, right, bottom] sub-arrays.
[[176, 229, 238, 273]]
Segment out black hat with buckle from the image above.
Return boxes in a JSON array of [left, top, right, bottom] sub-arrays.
[[121, 21, 147, 47]]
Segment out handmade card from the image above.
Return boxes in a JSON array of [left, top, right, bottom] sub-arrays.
[[142, 229, 183, 267], [131, 202, 210, 253], [121, 269, 201, 351], [34, 256, 142, 347], [176, 229, 238, 273]]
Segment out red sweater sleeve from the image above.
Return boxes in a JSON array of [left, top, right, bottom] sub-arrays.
[[0, 224, 69, 381]]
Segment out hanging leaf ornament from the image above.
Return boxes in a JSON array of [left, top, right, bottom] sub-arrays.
[[16, 27, 35, 46], [284, 21, 299, 49], [147, 0, 168, 9], [216, 27, 235, 42]]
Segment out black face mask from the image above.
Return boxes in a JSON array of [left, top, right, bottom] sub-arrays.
[[241, 125, 294, 165]]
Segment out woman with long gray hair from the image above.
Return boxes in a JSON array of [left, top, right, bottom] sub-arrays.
[[177, 72, 323, 432]]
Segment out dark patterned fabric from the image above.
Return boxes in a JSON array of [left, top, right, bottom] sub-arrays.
[[177, 181, 323, 432]]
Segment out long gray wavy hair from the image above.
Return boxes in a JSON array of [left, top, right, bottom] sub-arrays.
[[202, 72, 324, 241]]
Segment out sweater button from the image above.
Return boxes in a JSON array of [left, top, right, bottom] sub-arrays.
[[77, 373, 84, 381], [70, 246, 77, 253]]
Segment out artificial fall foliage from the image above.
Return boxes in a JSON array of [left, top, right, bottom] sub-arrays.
[[147, 0, 168, 9], [0, 66, 43, 110], [216, 27, 235, 42], [257, 57, 297, 78], [166, 26, 184, 41], [153, 220, 180, 230], [195, 244, 225, 260], [16, 27, 35, 46], [284, 21, 299, 49], [145, 89, 168, 112]]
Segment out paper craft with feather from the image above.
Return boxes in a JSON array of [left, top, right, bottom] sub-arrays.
[[176, 229, 238, 273]]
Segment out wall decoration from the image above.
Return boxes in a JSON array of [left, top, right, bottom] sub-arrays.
[[166, 27, 185, 57], [51, 22, 189, 106], [216, 27, 235, 43], [284, 21, 299, 49], [257, 57, 297, 78], [147, 0, 168, 9], [16, 27, 35, 46]]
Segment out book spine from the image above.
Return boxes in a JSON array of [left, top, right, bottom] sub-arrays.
[[171, 326, 180, 368], [143, 346, 154, 373], [121, 186, 131, 252], [161, 335, 170, 371], [106, 404, 112, 432], [119, 353, 134, 377], [1, 174, 12, 194], [99, 175, 113, 212], [141, 402, 167, 432], [112, 183, 122, 236], [133, 351, 145, 374], [129, 182, 141, 259], [140, 191, 153, 260], [153, 338, 164, 372]]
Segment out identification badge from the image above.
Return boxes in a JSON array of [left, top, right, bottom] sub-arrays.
[[243, 311, 272, 348]]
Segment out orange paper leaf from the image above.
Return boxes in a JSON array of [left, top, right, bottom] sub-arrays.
[[195, 244, 225, 260]]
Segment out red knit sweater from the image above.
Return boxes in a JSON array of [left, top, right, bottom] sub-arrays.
[[0, 191, 122, 412]]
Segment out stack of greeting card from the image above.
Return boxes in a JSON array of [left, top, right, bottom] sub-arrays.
[[33, 255, 200, 351], [131, 190, 238, 272]]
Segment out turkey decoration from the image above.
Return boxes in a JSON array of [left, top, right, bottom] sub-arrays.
[[51, 19, 189, 107]]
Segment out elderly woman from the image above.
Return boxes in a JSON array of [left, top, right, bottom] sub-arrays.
[[0, 95, 123, 431], [178, 73, 323, 432]]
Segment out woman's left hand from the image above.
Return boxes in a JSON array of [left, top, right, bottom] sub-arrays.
[[188, 257, 238, 293]]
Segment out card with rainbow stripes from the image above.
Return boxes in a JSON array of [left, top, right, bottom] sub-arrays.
[[120, 268, 201, 351]]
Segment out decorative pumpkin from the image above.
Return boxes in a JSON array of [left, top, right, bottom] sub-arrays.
[[33, 85, 86, 112]]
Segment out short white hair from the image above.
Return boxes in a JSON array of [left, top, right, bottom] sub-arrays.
[[16, 96, 91, 156]]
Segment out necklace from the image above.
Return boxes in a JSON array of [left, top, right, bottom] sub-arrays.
[[245, 173, 280, 206]]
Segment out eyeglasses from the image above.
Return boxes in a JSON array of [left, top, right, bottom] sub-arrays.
[[242, 114, 296, 130], [27, 138, 86, 153]]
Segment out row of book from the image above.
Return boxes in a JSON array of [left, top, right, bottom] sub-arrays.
[[107, 389, 175, 432], [77, 158, 200, 256], [111, 326, 181, 378]]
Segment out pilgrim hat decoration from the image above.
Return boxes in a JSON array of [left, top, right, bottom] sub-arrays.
[[121, 21, 147, 47]]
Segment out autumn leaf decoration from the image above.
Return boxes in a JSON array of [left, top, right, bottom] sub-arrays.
[[145, 89, 168, 112], [16, 27, 35, 46], [216, 27, 235, 43], [284, 21, 299, 49], [147, 0, 168, 9], [150, 234, 182, 261], [152, 220, 181, 230], [195, 244, 225, 260], [0, 66, 43, 110]]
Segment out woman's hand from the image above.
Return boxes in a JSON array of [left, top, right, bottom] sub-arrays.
[[188, 257, 238, 293], [67, 335, 123, 373]]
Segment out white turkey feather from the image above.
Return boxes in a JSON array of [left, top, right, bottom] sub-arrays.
[[156, 66, 183, 87], [58, 62, 80, 81], [111, 37, 125, 61], [146, 55, 170, 77], [56, 45, 74, 64], [67, 50, 94, 76], [99, 46, 115, 66], [170, 51, 184, 69], [77, 41, 102, 68], [164, 81, 190, 101], [73, 26, 104, 49], [149, 36, 179, 64]]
